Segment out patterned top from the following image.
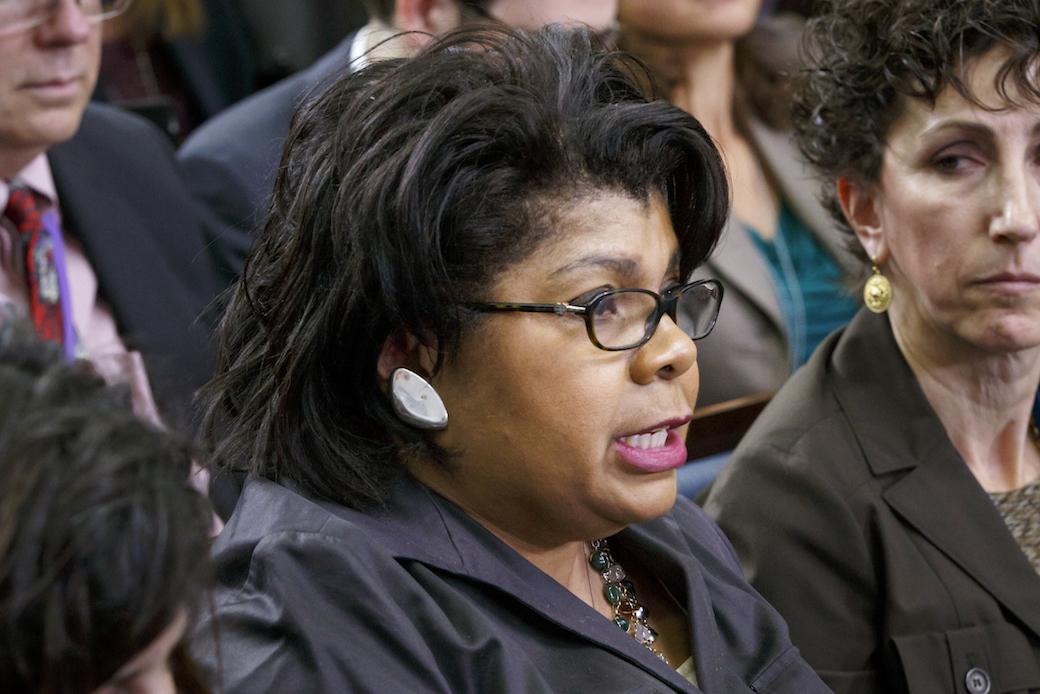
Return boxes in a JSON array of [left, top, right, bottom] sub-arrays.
[[990, 478, 1040, 574]]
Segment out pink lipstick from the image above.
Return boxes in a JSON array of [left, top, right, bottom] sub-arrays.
[[614, 423, 689, 472]]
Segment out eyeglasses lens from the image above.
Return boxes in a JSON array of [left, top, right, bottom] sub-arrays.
[[590, 291, 659, 350], [588, 281, 721, 349], [677, 282, 721, 340]]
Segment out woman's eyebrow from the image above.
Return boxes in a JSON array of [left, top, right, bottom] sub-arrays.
[[549, 251, 682, 282], [921, 120, 995, 140], [550, 255, 641, 282]]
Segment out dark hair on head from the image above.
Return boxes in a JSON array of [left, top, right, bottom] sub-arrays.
[[203, 25, 729, 510], [793, 0, 1040, 262], [0, 321, 212, 694]]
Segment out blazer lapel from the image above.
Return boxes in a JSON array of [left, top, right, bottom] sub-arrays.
[[746, 119, 859, 275], [707, 216, 785, 334], [615, 523, 755, 694], [883, 452, 1040, 639], [48, 145, 200, 354], [830, 310, 1040, 640], [352, 480, 703, 692], [706, 118, 857, 338]]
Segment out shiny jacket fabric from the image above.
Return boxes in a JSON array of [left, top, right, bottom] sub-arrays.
[[705, 309, 1040, 694], [196, 475, 829, 693]]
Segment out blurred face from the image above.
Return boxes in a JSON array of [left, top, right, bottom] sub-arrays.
[[0, 0, 101, 178], [853, 48, 1040, 354], [487, 0, 619, 33], [91, 611, 187, 694], [617, 0, 760, 44], [414, 192, 699, 549]]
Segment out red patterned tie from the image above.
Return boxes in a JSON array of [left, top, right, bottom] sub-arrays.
[[4, 187, 65, 345]]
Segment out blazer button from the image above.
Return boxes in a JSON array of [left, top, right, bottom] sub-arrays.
[[965, 667, 991, 694]]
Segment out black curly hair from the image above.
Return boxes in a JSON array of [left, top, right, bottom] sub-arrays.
[[793, 0, 1040, 263]]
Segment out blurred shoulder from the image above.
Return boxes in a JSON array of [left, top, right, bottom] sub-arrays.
[[70, 103, 177, 156], [178, 32, 358, 163]]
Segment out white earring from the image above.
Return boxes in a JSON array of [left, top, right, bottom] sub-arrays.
[[390, 368, 448, 430]]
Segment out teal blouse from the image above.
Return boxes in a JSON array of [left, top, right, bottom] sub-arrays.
[[747, 203, 858, 368]]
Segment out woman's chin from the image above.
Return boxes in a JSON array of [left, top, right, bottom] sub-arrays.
[[955, 312, 1040, 354], [615, 473, 680, 526]]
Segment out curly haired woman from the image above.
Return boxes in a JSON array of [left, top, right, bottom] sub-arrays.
[[705, 0, 1040, 692]]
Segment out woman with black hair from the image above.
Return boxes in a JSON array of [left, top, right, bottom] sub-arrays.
[[199, 25, 828, 694], [0, 319, 213, 694], [705, 0, 1040, 691]]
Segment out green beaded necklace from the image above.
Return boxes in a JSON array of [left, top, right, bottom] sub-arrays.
[[588, 538, 667, 663]]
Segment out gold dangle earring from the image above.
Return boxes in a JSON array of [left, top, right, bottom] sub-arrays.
[[863, 264, 892, 314]]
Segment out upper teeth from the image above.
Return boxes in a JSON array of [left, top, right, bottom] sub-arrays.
[[621, 428, 668, 450]]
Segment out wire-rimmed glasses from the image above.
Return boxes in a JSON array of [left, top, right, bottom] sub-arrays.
[[0, 0, 132, 37], [467, 278, 724, 351]]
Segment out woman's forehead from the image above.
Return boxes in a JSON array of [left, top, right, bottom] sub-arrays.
[[956, 46, 1040, 109], [887, 48, 1040, 143], [915, 47, 1040, 115], [504, 191, 679, 285]]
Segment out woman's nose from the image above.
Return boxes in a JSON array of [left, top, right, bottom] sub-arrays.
[[630, 313, 697, 385], [989, 165, 1040, 243]]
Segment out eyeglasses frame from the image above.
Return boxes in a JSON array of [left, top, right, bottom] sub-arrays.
[[466, 278, 724, 352], [0, 0, 133, 37]]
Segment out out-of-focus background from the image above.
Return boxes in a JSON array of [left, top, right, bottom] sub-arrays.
[[95, 0, 815, 143]]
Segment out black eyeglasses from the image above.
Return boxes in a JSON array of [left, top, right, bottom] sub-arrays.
[[467, 279, 724, 351]]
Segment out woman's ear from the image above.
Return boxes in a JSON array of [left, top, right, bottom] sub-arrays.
[[377, 329, 439, 382], [837, 176, 889, 264]]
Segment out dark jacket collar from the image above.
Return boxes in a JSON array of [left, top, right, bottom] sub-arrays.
[[323, 478, 711, 691], [829, 309, 1040, 638], [224, 475, 769, 692]]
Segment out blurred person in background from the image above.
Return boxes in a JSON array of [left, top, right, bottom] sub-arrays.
[[177, 0, 619, 282], [0, 0, 222, 429], [0, 319, 213, 694], [619, 0, 859, 408], [94, 0, 256, 142]]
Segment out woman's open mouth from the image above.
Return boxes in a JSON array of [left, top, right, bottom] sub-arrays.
[[615, 420, 690, 472]]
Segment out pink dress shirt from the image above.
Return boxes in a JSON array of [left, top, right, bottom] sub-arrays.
[[1, 154, 160, 424], [2, 156, 216, 527]]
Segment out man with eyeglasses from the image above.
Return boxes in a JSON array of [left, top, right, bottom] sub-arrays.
[[0, 0, 221, 427], [177, 0, 619, 282]]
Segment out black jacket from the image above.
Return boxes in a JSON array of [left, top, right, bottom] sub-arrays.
[[197, 475, 830, 693], [48, 103, 221, 425], [705, 309, 1040, 694], [176, 32, 356, 277]]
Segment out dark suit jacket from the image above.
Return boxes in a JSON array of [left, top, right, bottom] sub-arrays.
[[176, 32, 356, 276], [197, 474, 829, 694], [168, 0, 257, 119], [92, 0, 256, 134], [704, 309, 1040, 694], [690, 119, 859, 408], [48, 103, 220, 426]]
